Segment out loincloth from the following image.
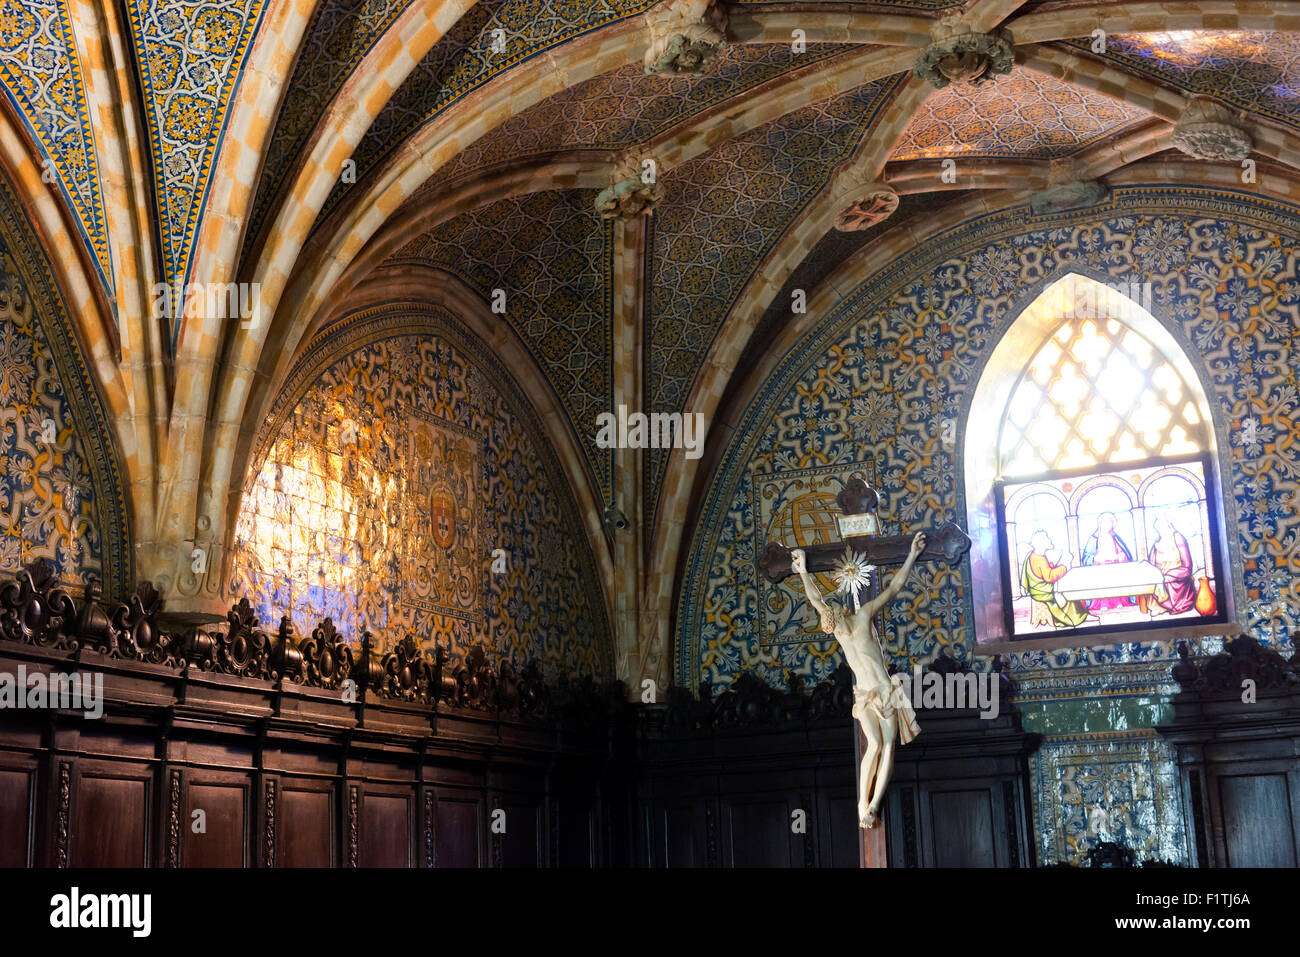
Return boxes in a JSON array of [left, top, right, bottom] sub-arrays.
[[852, 675, 921, 745]]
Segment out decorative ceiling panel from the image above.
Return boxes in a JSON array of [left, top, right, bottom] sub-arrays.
[[315, 0, 655, 231], [891, 68, 1150, 161], [244, 0, 415, 269], [646, 76, 901, 514], [387, 188, 612, 499], [126, 0, 270, 348], [1064, 31, 1300, 133], [422, 42, 860, 191], [0, 0, 112, 293]]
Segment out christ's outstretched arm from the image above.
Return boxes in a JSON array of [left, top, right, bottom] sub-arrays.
[[790, 548, 830, 620], [874, 532, 927, 605]]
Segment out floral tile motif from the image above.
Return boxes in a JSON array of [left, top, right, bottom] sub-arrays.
[[891, 68, 1151, 161], [1030, 731, 1187, 866], [389, 189, 613, 500], [0, 0, 112, 293], [126, 0, 269, 348], [679, 188, 1300, 690], [0, 168, 129, 593], [675, 185, 1300, 867], [232, 306, 611, 679], [420, 43, 859, 191]]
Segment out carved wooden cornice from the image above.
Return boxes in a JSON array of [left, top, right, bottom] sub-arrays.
[[1172, 635, 1299, 696], [0, 560, 609, 724]]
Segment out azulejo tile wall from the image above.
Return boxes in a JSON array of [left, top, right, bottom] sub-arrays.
[[0, 168, 130, 595], [231, 305, 611, 681], [390, 188, 613, 501], [677, 185, 1300, 863], [0, 0, 112, 292], [126, 0, 269, 346]]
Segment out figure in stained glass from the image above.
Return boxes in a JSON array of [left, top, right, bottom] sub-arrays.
[[1148, 516, 1196, 615], [1020, 530, 1092, 628], [1081, 512, 1135, 611]]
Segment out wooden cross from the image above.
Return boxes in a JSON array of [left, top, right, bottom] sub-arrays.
[[757, 478, 972, 591]]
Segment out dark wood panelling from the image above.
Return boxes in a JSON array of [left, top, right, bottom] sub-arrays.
[[1219, 774, 1296, 868], [434, 798, 482, 868], [71, 773, 149, 867], [660, 804, 701, 868], [929, 789, 995, 867], [825, 796, 860, 868], [728, 799, 792, 868], [360, 793, 411, 868], [1159, 639, 1300, 869], [0, 766, 33, 867], [279, 785, 335, 868], [1, 634, 1049, 869], [500, 802, 540, 868], [184, 781, 249, 867], [555, 800, 594, 868]]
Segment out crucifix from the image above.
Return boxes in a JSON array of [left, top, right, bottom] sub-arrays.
[[758, 478, 973, 591], [757, 477, 972, 864]]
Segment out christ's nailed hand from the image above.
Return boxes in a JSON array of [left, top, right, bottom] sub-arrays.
[[910, 532, 926, 558], [790, 548, 806, 574]]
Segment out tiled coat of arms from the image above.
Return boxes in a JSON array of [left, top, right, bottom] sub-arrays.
[[406, 413, 481, 622]]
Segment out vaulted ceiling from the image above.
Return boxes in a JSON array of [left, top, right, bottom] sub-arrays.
[[5, 0, 1300, 684]]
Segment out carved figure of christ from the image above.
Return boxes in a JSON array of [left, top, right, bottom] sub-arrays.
[[790, 532, 926, 829]]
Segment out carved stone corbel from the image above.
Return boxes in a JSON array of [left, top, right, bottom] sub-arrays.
[[644, 0, 727, 76], [1172, 96, 1253, 161], [594, 150, 664, 220], [1029, 159, 1110, 215], [913, 14, 1014, 89]]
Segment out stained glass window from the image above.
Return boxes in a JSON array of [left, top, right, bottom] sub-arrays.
[[994, 305, 1225, 639]]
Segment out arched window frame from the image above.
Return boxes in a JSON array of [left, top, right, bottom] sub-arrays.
[[961, 273, 1240, 652]]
